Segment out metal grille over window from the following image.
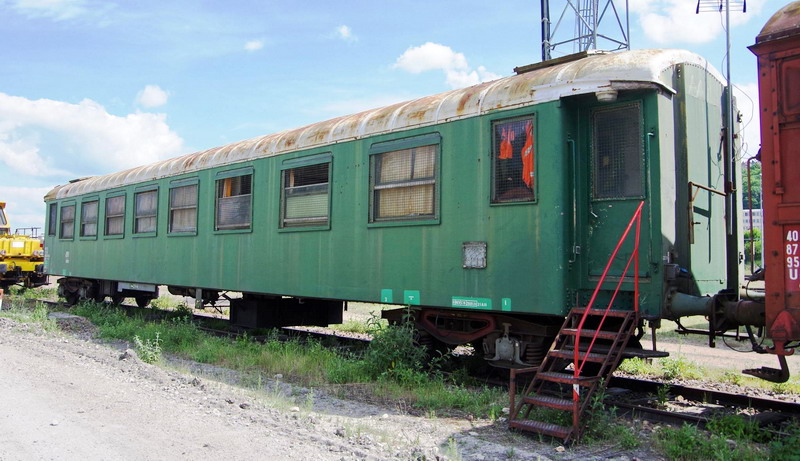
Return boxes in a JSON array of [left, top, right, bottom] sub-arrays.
[[492, 117, 535, 203], [134, 190, 157, 234], [282, 163, 329, 227], [592, 104, 643, 199], [216, 174, 252, 230], [169, 184, 198, 233], [105, 195, 125, 236], [60, 205, 75, 239], [48, 203, 57, 236], [80, 201, 98, 237], [371, 144, 437, 221]]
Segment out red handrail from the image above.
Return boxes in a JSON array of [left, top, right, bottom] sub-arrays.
[[572, 201, 644, 419]]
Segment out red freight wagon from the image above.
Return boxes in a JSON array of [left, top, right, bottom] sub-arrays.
[[750, 2, 800, 365]]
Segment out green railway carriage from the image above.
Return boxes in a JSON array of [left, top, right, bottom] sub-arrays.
[[43, 49, 739, 367]]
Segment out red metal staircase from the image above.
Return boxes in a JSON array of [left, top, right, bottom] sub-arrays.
[[509, 201, 644, 443]]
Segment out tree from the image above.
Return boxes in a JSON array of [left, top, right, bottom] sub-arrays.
[[744, 228, 762, 271], [741, 161, 762, 210]]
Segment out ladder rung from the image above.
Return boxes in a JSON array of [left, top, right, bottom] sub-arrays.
[[510, 419, 572, 439], [561, 328, 619, 340], [522, 394, 574, 411], [549, 349, 607, 362], [536, 371, 599, 386], [570, 307, 632, 318]]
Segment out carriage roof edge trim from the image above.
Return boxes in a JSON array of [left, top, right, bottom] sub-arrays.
[[46, 48, 723, 201]]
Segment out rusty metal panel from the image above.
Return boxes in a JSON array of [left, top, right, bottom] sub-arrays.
[[750, 2, 800, 343], [45, 49, 721, 201]]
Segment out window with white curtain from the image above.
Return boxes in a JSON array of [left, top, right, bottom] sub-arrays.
[[134, 190, 158, 234], [80, 200, 98, 237], [60, 204, 75, 239], [169, 184, 198, 233], [370, 144, 437, 222], [105, 195, 125, 236]]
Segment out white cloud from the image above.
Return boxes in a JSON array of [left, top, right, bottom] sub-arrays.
[[135, 85, 169, 108], [0, 185, 53, 230], [336, 25, 357, 42], [244, 40, 264, 52], [0, 93, 184, 179], [633, 0, 760, 44], [11, 0, 89, 21], [394, 42, 501, 89]]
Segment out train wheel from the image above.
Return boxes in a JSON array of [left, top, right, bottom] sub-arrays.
[[64, 293, 80, 306], [111, 295, 125, 305], [135, 296, 151, 308]]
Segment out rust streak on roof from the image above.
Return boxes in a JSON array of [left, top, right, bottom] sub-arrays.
[[46, 49, 722, 201]]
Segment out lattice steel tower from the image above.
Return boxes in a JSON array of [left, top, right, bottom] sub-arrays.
[[540, 0, 630, 62]]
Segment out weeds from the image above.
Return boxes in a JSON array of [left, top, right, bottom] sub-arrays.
[[655, 423, 764, 460], [706, 414, 769, 444], [617, 356, 659, 376], [768, 419, 800, 461], [133, 332, 162, 364], [0, 298, 58, 331], [659, 355, 702, 380], [652, 384, 670, 409]]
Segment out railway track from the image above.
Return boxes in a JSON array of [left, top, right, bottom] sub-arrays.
[[17, 296, 800, 431]]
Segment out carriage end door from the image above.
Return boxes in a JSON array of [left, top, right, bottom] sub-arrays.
[[581, 102, 652, 284]]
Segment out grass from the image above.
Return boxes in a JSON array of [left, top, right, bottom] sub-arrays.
[[59, 300, 507, 417], [4, 288, 800, 459], [0, 296, 58, 331]]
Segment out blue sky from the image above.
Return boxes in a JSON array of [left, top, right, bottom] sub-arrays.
[[0, 0, 784, 230]]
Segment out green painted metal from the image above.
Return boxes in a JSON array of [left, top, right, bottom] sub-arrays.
[[42, 56, 735, 323]]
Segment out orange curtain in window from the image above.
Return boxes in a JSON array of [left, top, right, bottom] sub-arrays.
[[522, 121, 534, 189], [499, 127, 514, 159]]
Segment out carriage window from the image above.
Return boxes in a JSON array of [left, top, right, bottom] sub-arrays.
[[492, 117, 535, 203], [281, 163, 330, 228], [80, 200, 98, 237], [47, 203, 57, 236], [592, 104, 643, 199], [169, 184, 198, 233], [60, 204, 75, 239], [370, 144, 437, 222], [105, 195, 125, 236], [134, 190, 158, 234], [216, 174, 252, 230]]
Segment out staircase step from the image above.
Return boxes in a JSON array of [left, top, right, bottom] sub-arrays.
[[509, 419, 572, 439], [536, 371, 599, 386], [549, 349, 608, 363], [522, 394, 574, 411], [571, 307, 632, 318], [562, 328, 619, 340]]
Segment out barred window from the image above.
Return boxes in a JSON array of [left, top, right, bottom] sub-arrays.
[[492, 117, 535, 203], [592, 104, 643, 199], [281, 163, 329, 228], [105, 195, 125, 236], [134, 190, 158, 234], [216, 174, 252, 230], [169, 184, 198, 233], [370, 144, 437, 221], [60, 204, 75, 239], [80, 200, 98, 237], [48, 203, 57, 236]]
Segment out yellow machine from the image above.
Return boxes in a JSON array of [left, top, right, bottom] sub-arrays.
[[0, 202, 47, 289]]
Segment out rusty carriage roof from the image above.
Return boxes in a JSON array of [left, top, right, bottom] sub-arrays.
[[45, 48, 723, 201]]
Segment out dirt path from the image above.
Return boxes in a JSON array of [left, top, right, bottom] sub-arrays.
[[3, 311, 797, 460], [0, 318, 566, 461]]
